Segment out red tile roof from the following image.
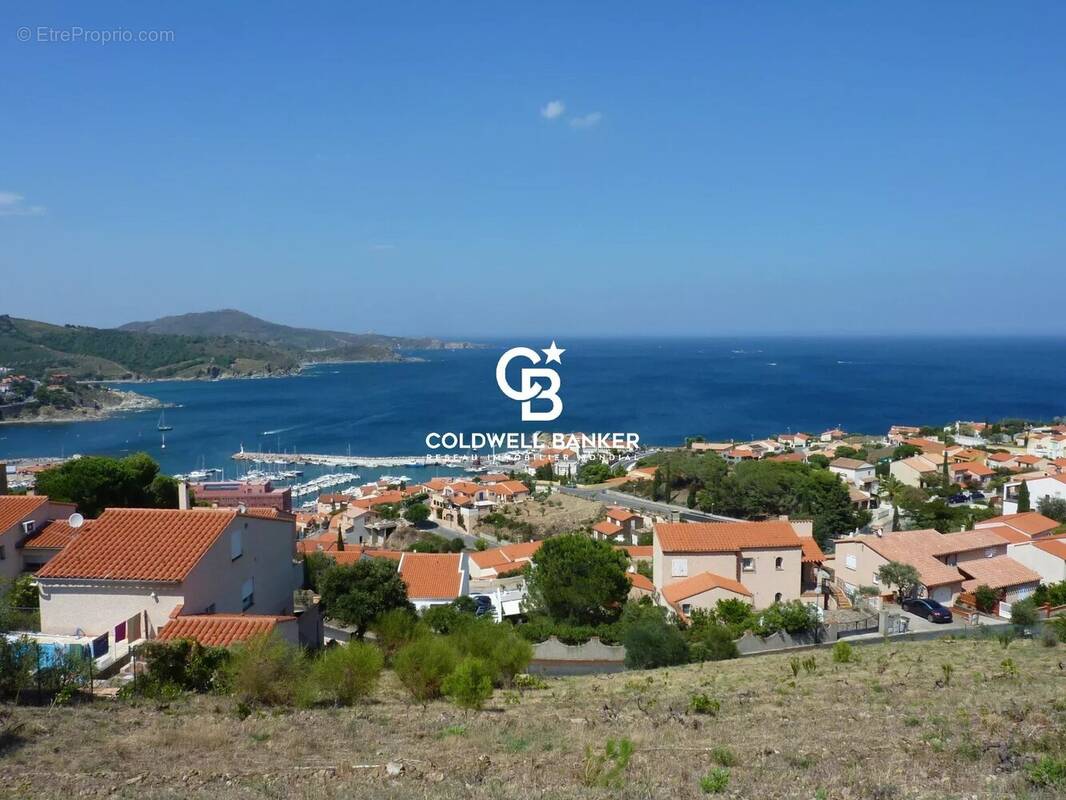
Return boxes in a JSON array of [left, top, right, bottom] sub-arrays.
[[37, 508, 239, 582], [978, 512, 1059, 537], [1033, 536, 1066, 561], [398, 553, 463, 600], [661, 571, 752, 603], [800, 538, 826, 563], [852, 530, 964, 588], [619, 545, 653, 559], [626, 571, 655, 592], [20, 518, 88, 550], [928, 529, 1007, 555], [0, 495, 50, 533], [606, 507, 638, 523], [655, 521, 802, 553], [959, 556, 1042, 592], [467, 541, 542, 570], [593, 520, 623, 536], [157, 614, 294, 647]]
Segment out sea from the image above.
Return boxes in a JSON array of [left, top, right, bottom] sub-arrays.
[[1, 337, 1064, 486]]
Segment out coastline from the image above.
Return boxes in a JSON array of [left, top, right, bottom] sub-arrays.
[[0, 388, 162, 426]]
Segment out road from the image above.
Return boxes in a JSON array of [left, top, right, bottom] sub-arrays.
[[558, 486, 742, 523], [424, 521, 499, 548]]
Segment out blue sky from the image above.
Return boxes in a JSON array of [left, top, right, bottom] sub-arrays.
[[3, 2, 1065, 337]]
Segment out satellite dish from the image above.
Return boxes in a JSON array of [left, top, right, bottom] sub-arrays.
[[68, 513, 85, 529]]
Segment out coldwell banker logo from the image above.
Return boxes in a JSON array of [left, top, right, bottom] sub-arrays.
[[495, 340, 565, 421]]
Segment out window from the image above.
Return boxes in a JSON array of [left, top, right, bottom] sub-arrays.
[[774, 592, 782, 603], [681, 603, 692, 615], [21, 520, 35, 534], [0, 544, 5, 561], [241, 578, 254, 610], [204, 603, 216, 615], [775, 556, 784, 571], [230, 529, 243, 560], [845, 554, 857, 571], [671, 558, 688, 577], [741, 557, 755, 572]]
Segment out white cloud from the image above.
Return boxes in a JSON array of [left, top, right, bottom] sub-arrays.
[[0, 191, 46, 217], [540, 99, 565, 120], [569, 112, 602, 129]]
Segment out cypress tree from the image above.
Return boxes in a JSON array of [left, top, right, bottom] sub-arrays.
[[1017, 480, 1031, 513]]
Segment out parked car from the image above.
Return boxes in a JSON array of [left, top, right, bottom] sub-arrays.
[[471, 594, 494, 616], [968, 490, 985, 501], [901, 597, 953, 623], [948, 493, 969, 505]]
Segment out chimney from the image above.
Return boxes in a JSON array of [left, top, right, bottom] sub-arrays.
[[177, 480, 190, 511], [0, 463, 7, 495]]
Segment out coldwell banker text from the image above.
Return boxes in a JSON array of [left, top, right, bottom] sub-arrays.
[[424, 432, 640, 451]]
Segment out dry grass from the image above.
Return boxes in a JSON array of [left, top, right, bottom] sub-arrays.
[[474, 493, 604, 540], [3, 636, 1066, 799]]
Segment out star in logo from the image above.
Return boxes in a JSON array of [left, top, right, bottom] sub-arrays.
[[541, 340, 565, 364]]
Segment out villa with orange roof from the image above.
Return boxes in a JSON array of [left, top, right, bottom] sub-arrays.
[[1002, 474, 1066, 515], [834, 528, 1040, 607], [652, 520, 819, 609], [36, 507, 311, 650], [1006, 534, 1066, 585]]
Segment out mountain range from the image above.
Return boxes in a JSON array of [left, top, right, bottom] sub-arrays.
[[0, 310, 478, 381]]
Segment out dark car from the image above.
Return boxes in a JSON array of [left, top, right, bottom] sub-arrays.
[[901, 597, 953, 623], [471, 595, 495, 617], [968, 490, 986, 501], [948, 493, 969, 505]]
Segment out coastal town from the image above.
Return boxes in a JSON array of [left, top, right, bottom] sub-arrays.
[[4, 416, 1066, 669]]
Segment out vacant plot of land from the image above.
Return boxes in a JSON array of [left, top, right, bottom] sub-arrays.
[[474, 493, 604, 539], [3, 636, 1065, 799]]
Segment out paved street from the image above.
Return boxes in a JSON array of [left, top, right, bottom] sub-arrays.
[[559, 485, 742, 523]]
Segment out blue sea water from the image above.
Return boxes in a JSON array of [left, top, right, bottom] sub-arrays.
[[1, 337, 1064, 479]]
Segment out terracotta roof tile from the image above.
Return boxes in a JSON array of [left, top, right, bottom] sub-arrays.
[[593, 520, 623, 536], [1033, 536, 1066, 561], [37, 508, 239, 582], [157, 614, 294, 647], [662, 571, 752, 603], [606, 507, 638, 522], [20, 518, 89, 550], [928, 529, 1007, 555], [619, 545, 653, 559], [655, 521, 802, 553], [959, 556, 1042, 591], [398, 553, 463, 600], [626, 571, 655, 592], [852, 530, 964, 588], [0, 495, 50, 533], [978, 512, 1059, 537], [801, 538, 826, 563], [468, 541, 542, 570]]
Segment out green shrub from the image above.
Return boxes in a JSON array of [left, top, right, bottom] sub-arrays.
[[1040, 627, 1059, 647], [688, 622, 739, 662], [940, 663, 953, 686], [699, 767, 730, 794], [624, 618, 689, 669], [711, 746, 737, 767], [972, 584, 998, 613], [227, 633, 305, 706], [582, 738, 633, 788], [447, 618, 533, 687], [312, 641, 384, 705], [0, 636, 35, 701], [689, 693, 720, 715], [1011, 598, 1039, 626], [1049, 615, 1066, 643], [137, 638, 230, 695], [752, 601, 821, 637], [394, 636, 459, 703], [1027, 756, 1066, 788], [372, 608, 425, 661], [441, 656, 494, 711], [831, 641, 853, 664]]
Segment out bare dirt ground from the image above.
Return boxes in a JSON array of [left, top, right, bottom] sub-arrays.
[[3, 636, 1065, 799], [473, 493, 604, 540]]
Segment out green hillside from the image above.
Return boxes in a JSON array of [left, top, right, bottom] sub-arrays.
[[118, 309, 471, 355], [0, 315, 301, 380]]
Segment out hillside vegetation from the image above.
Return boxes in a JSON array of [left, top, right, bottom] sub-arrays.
[[0, 311, 476, 381], [119, 309, 477, 355], [2, 636, 1064, 799]]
